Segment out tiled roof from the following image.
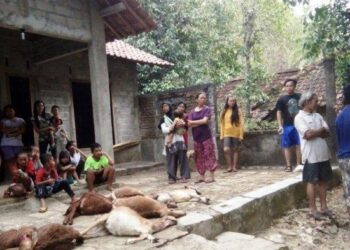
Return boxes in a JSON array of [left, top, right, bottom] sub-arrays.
[[106, 40, 173, 68], [217, 61, 342, 121]]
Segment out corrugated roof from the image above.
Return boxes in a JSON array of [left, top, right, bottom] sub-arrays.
[[106, 39, 173, 67]]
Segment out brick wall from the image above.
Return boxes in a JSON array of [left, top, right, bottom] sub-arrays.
[[0, 0, 91, 42], [139, 84, 217, 161]]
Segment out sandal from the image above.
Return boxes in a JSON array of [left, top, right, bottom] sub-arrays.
[[38, 207, 48, 213], [195, 178, 205, 184], [308, 211, 322, 220], [320, 209, 334, 218], [205, 178, 215, 183], [285, 166, 292, 172]]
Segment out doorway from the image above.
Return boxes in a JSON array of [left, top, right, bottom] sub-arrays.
[[72, 82, 95, 148], [8, 76, 34, 148]]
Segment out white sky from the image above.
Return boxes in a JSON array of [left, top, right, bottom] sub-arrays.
[[292, 0, 333, 16]]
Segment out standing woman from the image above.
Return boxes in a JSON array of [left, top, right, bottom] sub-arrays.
[[31, 100, 56, 157], [0, 105, 26, 177], [188, 92, 218, 183], [220, 96, 244, 172]]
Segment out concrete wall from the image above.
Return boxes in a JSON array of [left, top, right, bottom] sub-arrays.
[[139, 84, 217, 162], [217, 131, 286, 167], [0, 0, 91, 42], [0, 31, 141, 162]]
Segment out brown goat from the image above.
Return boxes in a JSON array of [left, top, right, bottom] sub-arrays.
[[0, 226, 36, 250], [114, 196, 185, 218], [63, 192, 113, 225]]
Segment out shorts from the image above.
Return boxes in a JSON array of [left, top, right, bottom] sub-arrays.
[[0, 146, 23, 160], [303, 160, 333, 183], [281, 125, 300, 148], [223, 137, 241, 150], [90, 170, 107, 184]]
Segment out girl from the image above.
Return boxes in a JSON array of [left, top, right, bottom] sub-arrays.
[[66, 140, 86, 179], [220, 96, 244, 172], [188, 92, 217, 183], [35, 154, 76, 213], [57, 150, 81, 184], [0, 105, 26, 177], [31, 100, 56, 157], [30, 145, 43, 171], [176, 102, 189, 147]]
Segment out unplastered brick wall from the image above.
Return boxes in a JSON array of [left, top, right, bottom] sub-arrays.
[[139, 84, 218, 162]]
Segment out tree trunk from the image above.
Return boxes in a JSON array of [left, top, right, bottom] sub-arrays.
[[323, 58, 337, 155]]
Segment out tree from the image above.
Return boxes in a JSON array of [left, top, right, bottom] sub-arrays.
[[128, 0, 304, 93]]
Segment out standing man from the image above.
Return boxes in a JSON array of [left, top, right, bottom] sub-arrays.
[[295, 92, 333, 219], [335, 84, 350, 217], [276, 79, 302, 172]]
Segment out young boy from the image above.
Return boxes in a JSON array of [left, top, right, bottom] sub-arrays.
[[3, 151, 35, 198], [49, 105, 66, 150], [84, 143, 115, 192], [35, 154, 76, 213]]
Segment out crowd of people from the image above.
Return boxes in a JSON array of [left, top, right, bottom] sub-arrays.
[[158, 80, 350, 219], [0, 100, 115, 213], [1, 79, 350, 219]]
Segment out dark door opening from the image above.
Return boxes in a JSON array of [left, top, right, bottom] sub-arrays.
[[72, 82, 95, 148], [8, 76, 34, 148]]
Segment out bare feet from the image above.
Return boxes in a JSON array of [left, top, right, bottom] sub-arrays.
[[195, 176, 205, 183], [205, 172, 215, 183]]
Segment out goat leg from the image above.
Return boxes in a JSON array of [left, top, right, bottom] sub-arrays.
[[125, 234, 154, 245], [80, 214, 109, 238], [168, 209, 186, 218], [63, 200, 80, 225]]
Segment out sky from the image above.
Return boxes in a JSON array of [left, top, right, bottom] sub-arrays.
[[292, 0, 333, 16]]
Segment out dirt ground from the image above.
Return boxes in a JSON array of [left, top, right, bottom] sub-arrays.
[[258, 187, 350, 250]]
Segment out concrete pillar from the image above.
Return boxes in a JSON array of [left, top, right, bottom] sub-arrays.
[[88, 2, 114, 159]]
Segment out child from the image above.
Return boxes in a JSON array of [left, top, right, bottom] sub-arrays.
[[57, 150, 81, 185], [35, 154, 76, 213], [49, 105, 66, 151], [3, 152, 35, 198], [30, 146, 43, 171], [165, 111, 186, 145]]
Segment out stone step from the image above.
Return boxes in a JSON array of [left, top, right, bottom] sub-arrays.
[[160, 232, 288, 250], [115, 161, 164, 176]]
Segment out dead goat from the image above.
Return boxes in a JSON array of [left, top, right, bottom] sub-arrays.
[[81, 206, 177, 244], [113, 195, 186, 218], [150, 186, 210, 207], [63, 192, 113, 225]]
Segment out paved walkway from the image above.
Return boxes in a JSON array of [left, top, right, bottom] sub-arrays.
[[0, 166, 300, 249]]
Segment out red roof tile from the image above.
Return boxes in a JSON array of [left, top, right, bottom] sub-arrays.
[[106, 39, 173, 67]]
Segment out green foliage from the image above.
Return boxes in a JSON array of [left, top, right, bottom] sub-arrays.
[[244, 118, 278, 132], [303, 0, 350, 86], [128, 0, 304, 93]]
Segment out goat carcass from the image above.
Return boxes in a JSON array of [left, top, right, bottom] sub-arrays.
[[34, 224, 83, 250], [105, 186, 144, 201], [114, 195, 185, 218], [151, 186, 210, 207], [63, 192, 113, 225], [82, 206, 177, 244], [0, 226, 36, 250]]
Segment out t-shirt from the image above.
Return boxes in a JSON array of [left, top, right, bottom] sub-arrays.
[[336, 105, 350, 159], [70, 152, 81, 166], [294, 110, 331, 164], [0, 117, 25, 146], [275, 93, 301, 126], [84, 155, 109, 171], [188, 106, 212, 143], [31, 113, 52, 142], [35, 167, 58, 185], [220, 109, 244, 140]]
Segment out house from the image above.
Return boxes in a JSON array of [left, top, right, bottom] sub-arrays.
[[0, 0, 172, 161]]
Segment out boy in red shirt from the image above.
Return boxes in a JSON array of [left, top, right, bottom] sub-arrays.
[[35, 154, 76, 213], [3, 151, 35, 198]]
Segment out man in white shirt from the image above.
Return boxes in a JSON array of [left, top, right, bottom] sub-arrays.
[[294, 92, 333, 220]]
